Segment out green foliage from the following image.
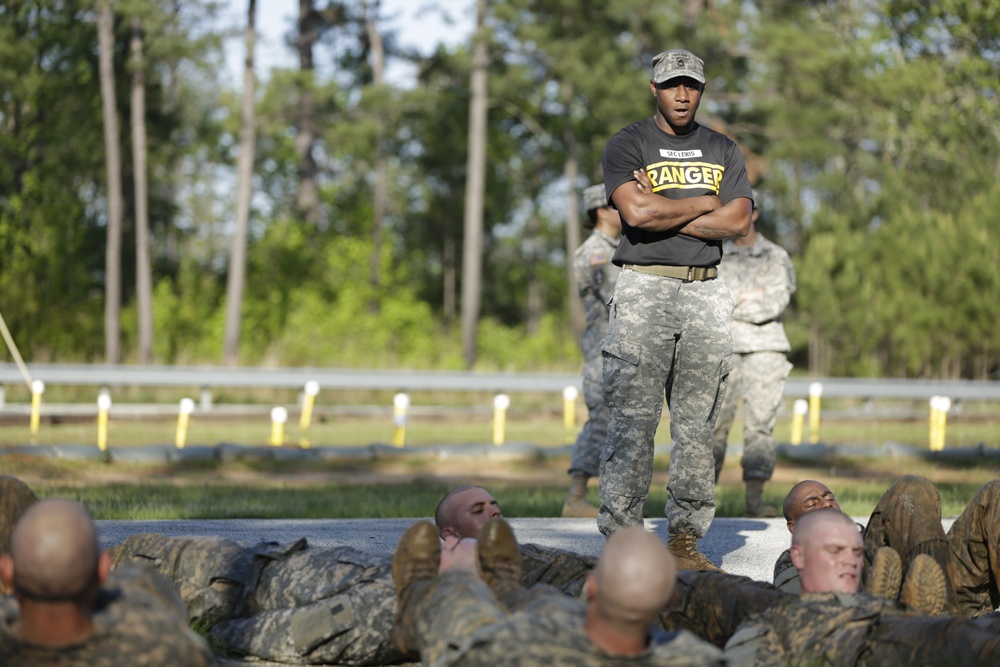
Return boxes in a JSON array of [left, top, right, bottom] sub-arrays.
[[0, 0, 997, 379]]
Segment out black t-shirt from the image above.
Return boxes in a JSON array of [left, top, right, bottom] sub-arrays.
[[602, 116, 752, 267]]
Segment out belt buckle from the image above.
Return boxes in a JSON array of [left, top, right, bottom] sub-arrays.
[[686, 266, 704, 282]]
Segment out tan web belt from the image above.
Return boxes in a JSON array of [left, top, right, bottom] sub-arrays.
[[623, 264, 718, 282]]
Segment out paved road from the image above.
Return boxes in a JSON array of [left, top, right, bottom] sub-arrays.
[[97, 516, 957, 583]]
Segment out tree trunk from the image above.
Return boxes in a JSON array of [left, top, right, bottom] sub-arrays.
[[364, 0, 386, 313], [561, 81, 584, 339], [295, 0, 319, 226], [223, 0, 257, 366], [131, 17, 153, 364], [443, 235, 456, 326], [460, 0, 488, 368], [96, 1, 123, 364]]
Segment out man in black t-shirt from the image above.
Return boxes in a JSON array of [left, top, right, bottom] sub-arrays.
[[599, 49, 753, 571]]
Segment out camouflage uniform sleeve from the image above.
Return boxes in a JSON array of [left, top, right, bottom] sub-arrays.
[[772, 548, 801, 593], [731, 241, 796, 325]]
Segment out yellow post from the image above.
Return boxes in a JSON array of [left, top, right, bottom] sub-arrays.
[[392, 393, 409, 447], [929, 396, 950, 451], [29, 379, 44, 441], [562, 386, 578, 444], [808, 382, 823, 444], [97, 392, 111, 452], [175, 398, 195, 449], [299, 380, 319, 448], [493, 393, 510, 446], [270, 406, 288, 446], [790, 399, 808, 446]]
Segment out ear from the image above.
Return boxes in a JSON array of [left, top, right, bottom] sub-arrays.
[[786, 520, 795, 534], [96, 552, 111, 585], [0, 554, 13, 593], [649, 80, 657, 96], [790, 544, 804, 571], [440, 527, 457, 541], [584, 572, 597, 602]]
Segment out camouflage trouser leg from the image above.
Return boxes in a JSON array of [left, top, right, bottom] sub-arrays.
[[711, 354, 743, 481], [598, 270, 732, 538], [738, 352, 790, 482], [568, 376, 607, 478], [396, 571, 507, 666], [661, 570, 787, 647], [518, 543, 596, 598], [209, 576, 401, 665], [859, 616, 1000, 667], [862, 475, 956, 608], [948, 479, 1000, 617]]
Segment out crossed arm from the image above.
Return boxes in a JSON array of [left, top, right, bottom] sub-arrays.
[[612, 168, 752, 241]]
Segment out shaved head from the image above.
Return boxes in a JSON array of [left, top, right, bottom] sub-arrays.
[[791, 509, 863, 594], [592, 528, 676, 629], [435, 485, 501, 539], [783, 480, 840, 532], [8, 499, 100, 600]]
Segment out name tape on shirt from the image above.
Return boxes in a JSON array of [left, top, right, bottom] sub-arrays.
[[660, 149, 703, 159]]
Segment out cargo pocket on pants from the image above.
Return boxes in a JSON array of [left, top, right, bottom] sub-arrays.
[[601, 337, 642, 411]]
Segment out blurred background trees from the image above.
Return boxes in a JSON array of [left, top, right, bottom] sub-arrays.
[[0, 0, 997, 378]]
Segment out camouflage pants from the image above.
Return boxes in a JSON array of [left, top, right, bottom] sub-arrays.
[[210, 547, 405, 665], [948, 479, 1000, 618], [858, 615, 1000, 666], [568, 375, 607, 478], [396, 571, 584, 667], [862, 475, 957, 610], [598, 269, 733, 537], [661, 570, 787, 647], [711, 351, 791, 482]]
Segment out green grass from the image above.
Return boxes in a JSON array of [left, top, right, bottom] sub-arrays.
[[7, 448, 997, 521]]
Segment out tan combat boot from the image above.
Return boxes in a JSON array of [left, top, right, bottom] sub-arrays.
[[865, 546, 902, 600], [901, 554, 949, 616], [561, 473, 599, 518], [391, 521, 441, 655], [668, 533, 723, 572], [476, 517, 523, 597], [745, 479, 777, 518]]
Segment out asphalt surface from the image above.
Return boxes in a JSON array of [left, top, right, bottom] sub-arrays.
[[96, 515, 958, 583]]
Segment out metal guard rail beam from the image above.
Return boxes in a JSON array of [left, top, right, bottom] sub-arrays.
[[1, 363, 999, 401]]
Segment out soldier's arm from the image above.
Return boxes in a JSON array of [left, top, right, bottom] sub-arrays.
[[678, 196, 752, 241], [732, 250, 795, 324], [611, 170, 721, 233]]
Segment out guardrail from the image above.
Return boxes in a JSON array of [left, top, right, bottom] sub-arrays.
[[2, 363, 999, 404]]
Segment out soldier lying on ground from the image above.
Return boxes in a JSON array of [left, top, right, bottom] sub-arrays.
[[392, 517, 724, 666], [725, 508, 1000, 666], [0, 499, 212, 667], [774, 475, 1000, 617]]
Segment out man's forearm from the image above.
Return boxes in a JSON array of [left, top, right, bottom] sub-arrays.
[[679, 200, 751, 241]]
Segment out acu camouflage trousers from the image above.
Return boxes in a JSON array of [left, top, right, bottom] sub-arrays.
[[598, 269, 733, 538], [711, 351, 792, 482]]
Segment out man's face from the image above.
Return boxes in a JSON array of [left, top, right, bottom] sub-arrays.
[[443, 487, 502, 539], [787, 482, 840, 532], [650, 76, 703, 134], [793, 520, 864, 594]]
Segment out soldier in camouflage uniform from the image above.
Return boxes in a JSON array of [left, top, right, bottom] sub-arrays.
[[725, 509, 1000, 666], [710, 194, 795, 518], [599, 48, 752, 569], [393, 518, 724, 666], [562, 183, 622, 519], [0, 499, 211, 667], [771, 476, 1000, 617]]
